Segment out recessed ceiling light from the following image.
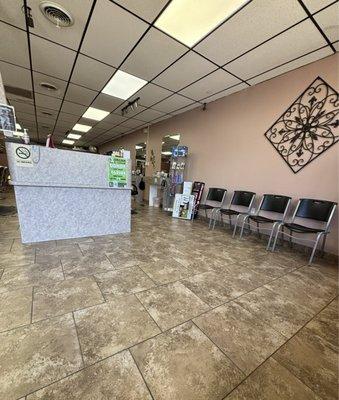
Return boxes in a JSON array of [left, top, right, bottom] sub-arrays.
[[161, 151, 172, 155], [102, 70, 147, 100], [170, 134, 180, 140], [155, 0, 249, 47], [82, 107, 110, 121], [67, 133, 82, 140], [16, 123, 22, 130], [72, 123, 92, 132], [62, 139, 74, 145]]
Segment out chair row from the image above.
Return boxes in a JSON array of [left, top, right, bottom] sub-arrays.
[[199, 188, 337, 265]]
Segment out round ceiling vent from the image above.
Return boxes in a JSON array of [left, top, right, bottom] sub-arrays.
[[39, 2, 74, 27], [39, 82, 58, 92]]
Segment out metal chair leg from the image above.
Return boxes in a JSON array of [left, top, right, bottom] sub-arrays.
[[212, 210, 220, 230], [271, 224, 283, 252], [320, 233, 327, 257], [232, 214, 241, 238], [309, 232, 324, 265], [240, 215, 250, 239], [266, 222, 281, 251]]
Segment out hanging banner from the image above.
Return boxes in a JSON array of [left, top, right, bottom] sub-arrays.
[[108, 156, 127, 188]]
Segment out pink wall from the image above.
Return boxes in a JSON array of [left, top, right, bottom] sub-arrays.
[[101, 54, 339, 255]]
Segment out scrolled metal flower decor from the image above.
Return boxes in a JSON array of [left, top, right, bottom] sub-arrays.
[[264, 77, 338, 173]]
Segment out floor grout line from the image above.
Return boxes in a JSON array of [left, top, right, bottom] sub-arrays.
[[71, 311, 86, 368], [129, 349, 156, 400]]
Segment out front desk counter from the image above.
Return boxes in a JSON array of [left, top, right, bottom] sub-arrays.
[[6, 142, 131, 243]]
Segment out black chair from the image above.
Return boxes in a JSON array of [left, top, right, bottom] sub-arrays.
[[212, 190, 256, 236], [199, 187, 227, 227], [239, 194, 291, 249], [271, 198, 337, 264], [131, 184, 138, 214]]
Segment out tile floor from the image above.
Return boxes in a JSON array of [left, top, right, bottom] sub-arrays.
[[0, 193, 338, 400]]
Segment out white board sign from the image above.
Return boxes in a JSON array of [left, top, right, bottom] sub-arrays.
[[14, 144, 33, 167]]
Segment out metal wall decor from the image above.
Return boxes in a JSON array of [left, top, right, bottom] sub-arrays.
[[264, 76, 338, 173]]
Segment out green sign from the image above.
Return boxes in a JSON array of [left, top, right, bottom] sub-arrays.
[[108, 156, 127, 187]]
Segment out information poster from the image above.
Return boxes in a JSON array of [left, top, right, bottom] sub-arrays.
[[172, 194, 194, 220], [108, 156, 127, 188]]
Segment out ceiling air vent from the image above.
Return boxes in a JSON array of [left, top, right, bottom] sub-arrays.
[[39, 2, 74, 28], [39, 82, 58, 92]]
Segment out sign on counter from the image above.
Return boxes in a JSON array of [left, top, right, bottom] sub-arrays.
[[14, 144, 33, 167], [108, 156, 127, 188]]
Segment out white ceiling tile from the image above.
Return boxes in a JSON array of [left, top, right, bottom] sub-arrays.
[[72, 54, 116, 91], [0, 61, 31, 91], [227, 20, 328, 80], [0, 22, 30, 68], [81, 0, 148, 67], [102, 113, 127, 125], [150, 113, 172, 124], [195, 0, 306, 65], [64, 83, 98, 106], [27, 0, 93, 50], [247, 47, 333, 86], [30, 35, 76, 80], [135, 108, 167, 122], [58, 113, 80, 125], [0, 0, 26, 29], [120, 118, 144, 128], [61, 100, 87, 115], [91, 93, 124, 112], [33, 72, 67, 98], [179, 69, 241, 101], [334, 41, 339, 51], [302, 0, 334, 13], [9, 102, 34, 116], [153, 94, 193, 113], [114, 0, 168, 22], [314, 3, 339, 43], [153, 52, 216, 91], [134, 83, 172, 107], [171, 102, 200, 115], [121, 28, 187, 80], [35, 93, 62, 110], [201, 82, 248, 103]]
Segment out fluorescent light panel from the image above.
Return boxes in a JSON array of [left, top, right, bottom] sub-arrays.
[[67, 133, 82, 140], [161, 151, 172, 155], [135, 145, 143, 149], [83, 107, 110, 121], [72, 123, 92, 132], [62, 139, 74, 145], [155, 0, 249, 47], [102, 70, 147, 100]]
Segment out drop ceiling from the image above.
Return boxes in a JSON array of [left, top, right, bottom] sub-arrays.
[[0, 0, 337, 147]]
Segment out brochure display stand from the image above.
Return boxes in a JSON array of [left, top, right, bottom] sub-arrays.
[[163, 146, 188, 212]]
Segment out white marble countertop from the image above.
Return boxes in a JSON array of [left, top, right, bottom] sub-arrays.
[[10, 181, 132, 190]]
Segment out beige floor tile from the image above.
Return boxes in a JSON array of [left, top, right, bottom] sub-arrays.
[[27, 350, 152, 399], [235, 286, 314, 337], [62, 255, 115, 279], [305, 298, 338, 346], [265, 273, 336, 313], [274, 327, 338, 400], [224, 357, 319, 400], [74, 295, 160, 365], [94, 266, 155, 299], [0, 252, 35, 268], [106, 252, 153, 269], [139, 259, 192, 284], [32, 277, 104, 322], [239, 256, 296, 279], [1, 263, 64, 289], [137, 281, 210, 331], [0, 287, 32, 332], [182, 271, 233, 307], [0, 314, 82, 400], [131, 321, 244, 400], [194, 301, 286, 374]]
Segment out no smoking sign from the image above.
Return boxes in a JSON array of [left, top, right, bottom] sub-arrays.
[[14, 144, 33, 167]]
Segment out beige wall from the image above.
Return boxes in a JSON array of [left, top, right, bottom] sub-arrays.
[[101, 54, 339, 255]]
